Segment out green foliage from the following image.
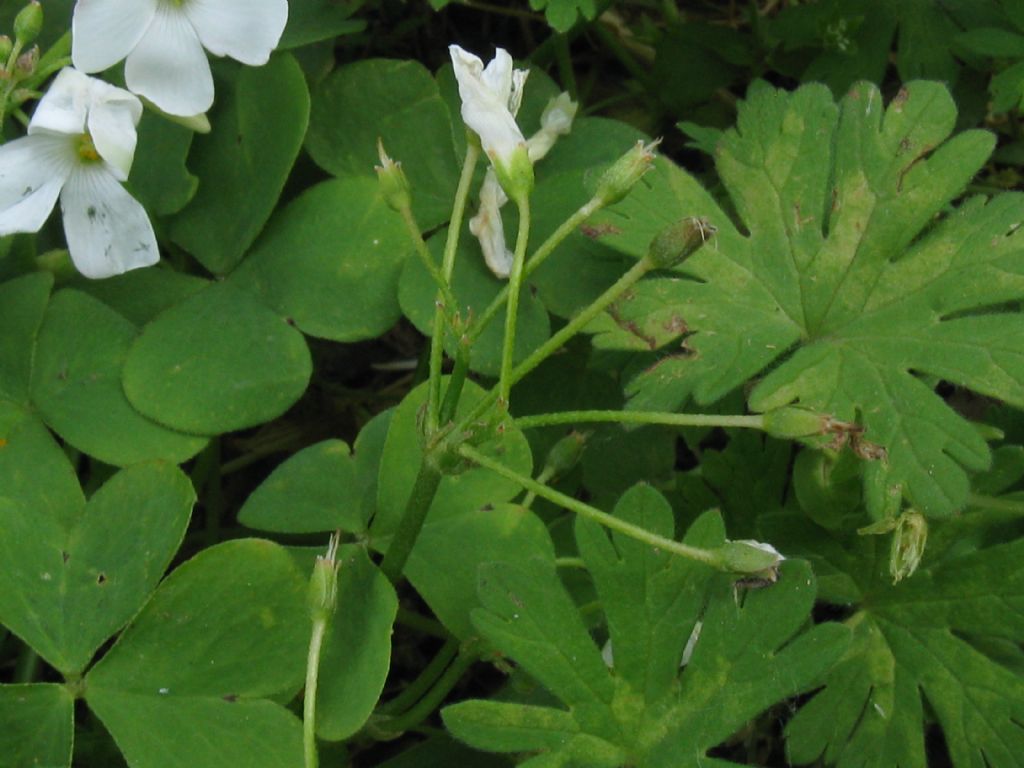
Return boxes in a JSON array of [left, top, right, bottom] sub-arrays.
[[444, 486, 850, 766], [168, 54, 310, 275], [0, 684, 73, 767], [764, 510, 1024, 767], [590, 80, 1022, 518], [122, 282, 312, 434], [85, 540, 309, 768]]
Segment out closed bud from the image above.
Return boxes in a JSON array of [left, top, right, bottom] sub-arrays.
[[647, 216, 716, 269], [14, 45, 37, 76], [0, 35, 12, 62], [718, 539, 784, 580], [308, 533, 341, 624], [543, 431, 588, 479], [761, 406, 827, 439], [13, 1, 42, 47], [376, 138, 412, 212], [594, 139, 659, 206], [889, 509, 927, 583]]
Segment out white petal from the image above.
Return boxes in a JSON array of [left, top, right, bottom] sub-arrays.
[[60, 165, 158, 279], [72, 0, 158, 73], [449, 46, 526, 168], [124, 5, 214, 116], [0, 135, 74, 236], [28, 68, 92, 136], [480, 48, 513, 104], [508, 68, 529, 118], [185, 0, 288, 66], [86, 83, 142, 180], [469, 169, 513, 279]]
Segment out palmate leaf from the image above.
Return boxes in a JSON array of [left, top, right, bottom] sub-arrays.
[[590, 80, 1024, 516], [443, 485, 849, 766], [761, 509, 1024, 768]]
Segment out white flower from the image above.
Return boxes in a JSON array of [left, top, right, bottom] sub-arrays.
[[469, 92, 577, 279], [469, 169, 513, 278], [0, 68, 157, 279], [71, 0, 289, 117], [449, 44, 533, 199]]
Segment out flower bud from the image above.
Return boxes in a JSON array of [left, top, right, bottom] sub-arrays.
[[761, 406, 828, 439], [889, 509, 927, 583], [542, 431, 588, 479], [376, 138, 412, 212], [594, 139, 659, 206], [13, 2, 42, 47], [719, 539, 784, 580], [0, 35, 12, 62], [308, 533, 341, 624], [14, 45, 37, 77], [647, 216, 716, 269]]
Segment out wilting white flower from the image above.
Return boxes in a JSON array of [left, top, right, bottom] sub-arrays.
[[449, 44, 533, 199], [0, 67, 157, 279], [527, 92, 578, 162], [71, 0, 289, 117], [469, 92, 577, 279], [469, 169, 513, 278]]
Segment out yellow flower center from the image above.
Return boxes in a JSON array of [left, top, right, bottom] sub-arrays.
[[75, 133, 101, 163]]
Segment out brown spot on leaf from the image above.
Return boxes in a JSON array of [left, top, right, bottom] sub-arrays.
[[579, 223, 622, 239]]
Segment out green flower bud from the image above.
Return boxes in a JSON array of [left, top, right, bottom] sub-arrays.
[[543, 431, 588, 479], [308, 534, 341, 624], [13, 1, 42, 47], [647, 216, 716, 269], [594, 139, 659, 206], [376, 138, 412, 212], [0, 35, 12, 62], [761, 406, 828, 439], [719, 539, 784, 580], [889, 509, 927, 583]]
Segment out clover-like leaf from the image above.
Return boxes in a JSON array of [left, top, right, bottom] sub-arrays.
[[591, 80, 1022, 517], [762, 509, 1024, 768], [443, 485, 849, 766]]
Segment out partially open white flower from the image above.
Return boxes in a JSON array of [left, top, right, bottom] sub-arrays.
[[0, 67, 157, 279], [449, 44, 533, 200], [71, 0, 289, 117]]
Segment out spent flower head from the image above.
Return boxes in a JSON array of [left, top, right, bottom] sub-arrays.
[[0, 67, 157, 278], [71, 0, 289, 117]]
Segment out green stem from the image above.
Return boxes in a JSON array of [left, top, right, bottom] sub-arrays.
[[465, 196, 603, 346], [397, 203, 460, 318], [303, 617, 328, 768], [516, 410, 766, 431], [458, 443, 723, 568], [377, 648, 478, 735], [379, 462, 445, 583], [438, 342, 471, 426], [521, 465, 556, 509], [14, 646, 39, 683], [967, 493, 1024, 516], [396, 607, 449, 639], [428, 142, 480, 432], [377, 638, 459, 716], [498, 195, 532, 406], [443, 255, 656, 442], [555, 556, 587, 569]]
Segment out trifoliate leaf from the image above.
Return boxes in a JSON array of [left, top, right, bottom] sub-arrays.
[[763, 511, 1024, 768], [443, 485, 850, 766], [590, 80, 1020, 517]]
